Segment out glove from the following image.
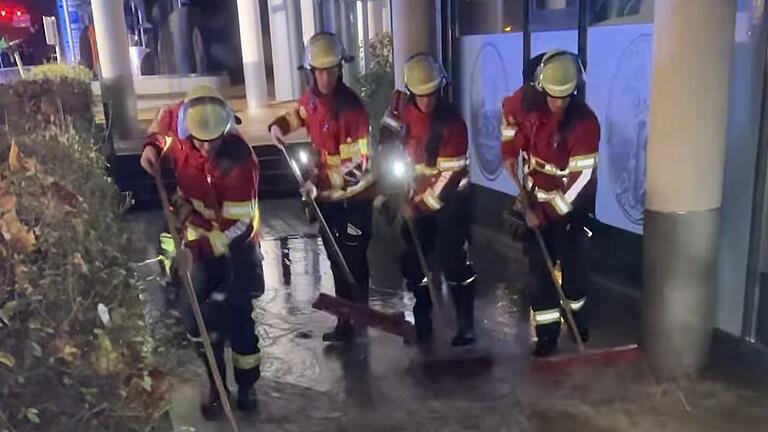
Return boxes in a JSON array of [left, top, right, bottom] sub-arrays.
[[300, 180, 317, 200]]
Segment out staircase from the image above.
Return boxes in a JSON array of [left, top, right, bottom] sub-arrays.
[[111, 142, 311, 211]]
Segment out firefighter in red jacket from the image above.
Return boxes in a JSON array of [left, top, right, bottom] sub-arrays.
[[140, 85, 263, 418], [501, 50, 600, 357], [269, 32, 373, 343], [378, 53, 476, 347]]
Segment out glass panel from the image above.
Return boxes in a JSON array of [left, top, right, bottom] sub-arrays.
[[589, 0, 654, 26], [529, 0, 578, 31], [457, 0, 524, 36]]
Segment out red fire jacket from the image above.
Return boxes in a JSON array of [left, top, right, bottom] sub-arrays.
[[269, 84, 371, 200], [501, 87, 600, 224], [382, 90, 469, 214], [145, 102, 260, 258]]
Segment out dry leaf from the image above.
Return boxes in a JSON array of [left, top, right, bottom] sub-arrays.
[[0, 187, 36, 254], [52, 336, 81, 363], [9, 139, 22, 172]]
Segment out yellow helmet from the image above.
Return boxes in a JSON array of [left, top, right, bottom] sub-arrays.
[[535, 49, 583, 98], [403, 53, 447, 96], [304, 32, 348, 70], [178, 85, 234, 141]]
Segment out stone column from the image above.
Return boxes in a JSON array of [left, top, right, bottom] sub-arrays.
[[644, 0, 736, 377], [391, 0, 437, 90], [236, 0, 269, 112], [91, 0, 140, 150]]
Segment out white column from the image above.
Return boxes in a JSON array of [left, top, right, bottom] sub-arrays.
[[368, 0, 384, 38], [91, 0, 139, 147], [237, 0, 269, 112], [391, 0, 437, 90], [268, 0, 303, 101], [286, 0, 305, 97], [300, 0, 316, 44], [644, 0, 736, 377]]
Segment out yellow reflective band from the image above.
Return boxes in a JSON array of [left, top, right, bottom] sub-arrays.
[[501, 126, 517, 139], [186, 225, 228, 257], [189, 198, 216, 220], [568, 153, 598, 171], [161, 135, 175, 155], [550, 191, 572, 215], [527, 155, 569, 177], [339, 137, 369, 160], [329, 171, 344, 189], [533, 308, 562, 325], [186, 224, 204, 241], [233, 352, 261, 370], [339, 142, 361, 160], [415, 164, 439, 176], [437, 156, 467, 172], [208, 230, 229, 257], [529, 184, 573, 216], [569, 297, 586, 312], [326, 154, 342, 166], [421, 189, 443, 211], [222, 200, 258, 220]]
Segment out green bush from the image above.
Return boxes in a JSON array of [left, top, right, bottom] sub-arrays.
[[0, 77, 95, 138], [23, 64, 94, 85], [0, 80, 169, 430], [351, 32, 395, 147]]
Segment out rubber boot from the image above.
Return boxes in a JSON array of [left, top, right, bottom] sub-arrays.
[[449, 282, 476, 347], [237, 387, 258, 412], [566, 311, 590, 345], [532, 322, 560, 358], [322, 318, 355, 343], [411, 284, 433, 343], [200, 344, 229, 421]]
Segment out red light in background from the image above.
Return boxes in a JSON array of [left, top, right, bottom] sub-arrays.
[[0, 9, 7, 17], [15, 10, 21, 17]]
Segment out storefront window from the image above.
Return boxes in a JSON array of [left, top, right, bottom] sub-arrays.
[[456, 0, 524, 36], [589, 0, 654, 26]]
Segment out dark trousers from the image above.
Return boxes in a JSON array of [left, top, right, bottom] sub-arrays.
[[317, 199, 373, 322], [400, 193, 475, 295], [527, 220, 589, 343], [183, 238, 265, 394]]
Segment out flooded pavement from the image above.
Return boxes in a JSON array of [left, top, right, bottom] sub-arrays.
[[126, 199, 768, 432]]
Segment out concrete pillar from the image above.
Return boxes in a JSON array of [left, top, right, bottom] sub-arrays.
[[91, 0, 140, 147], [300, 0, 316, 44], [644, 0, 736, 377], [236, 0, 269, 112], [368, 0, 384, 37], [391, 0, 437, 90], [285, 0, 305, 96], [268, 0, 304, 101]]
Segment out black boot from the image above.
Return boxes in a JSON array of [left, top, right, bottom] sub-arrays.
[[449, 282, 476, 347], [532, 322, 560, 358], [199, 342, 229, 421], [237, 387, 259, 412], [411, 284, 433, 343], [322, 319, 354, 343], [532, 338, 559, 358], [201, 385, 228, 421], [566, 310, 590, 345]]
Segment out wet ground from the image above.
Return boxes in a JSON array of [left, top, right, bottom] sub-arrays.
[[127, 199, 768, 432]]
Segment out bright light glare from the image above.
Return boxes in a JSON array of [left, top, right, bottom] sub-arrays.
[[392, 160, 406, 178], [298, 150, 309, 165]]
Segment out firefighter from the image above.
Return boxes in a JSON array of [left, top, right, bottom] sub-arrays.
[[501, 50, 600, 357], [140, 85, 264, 419], [378, 53, 476, 347], [268, 32, 373, 343]]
